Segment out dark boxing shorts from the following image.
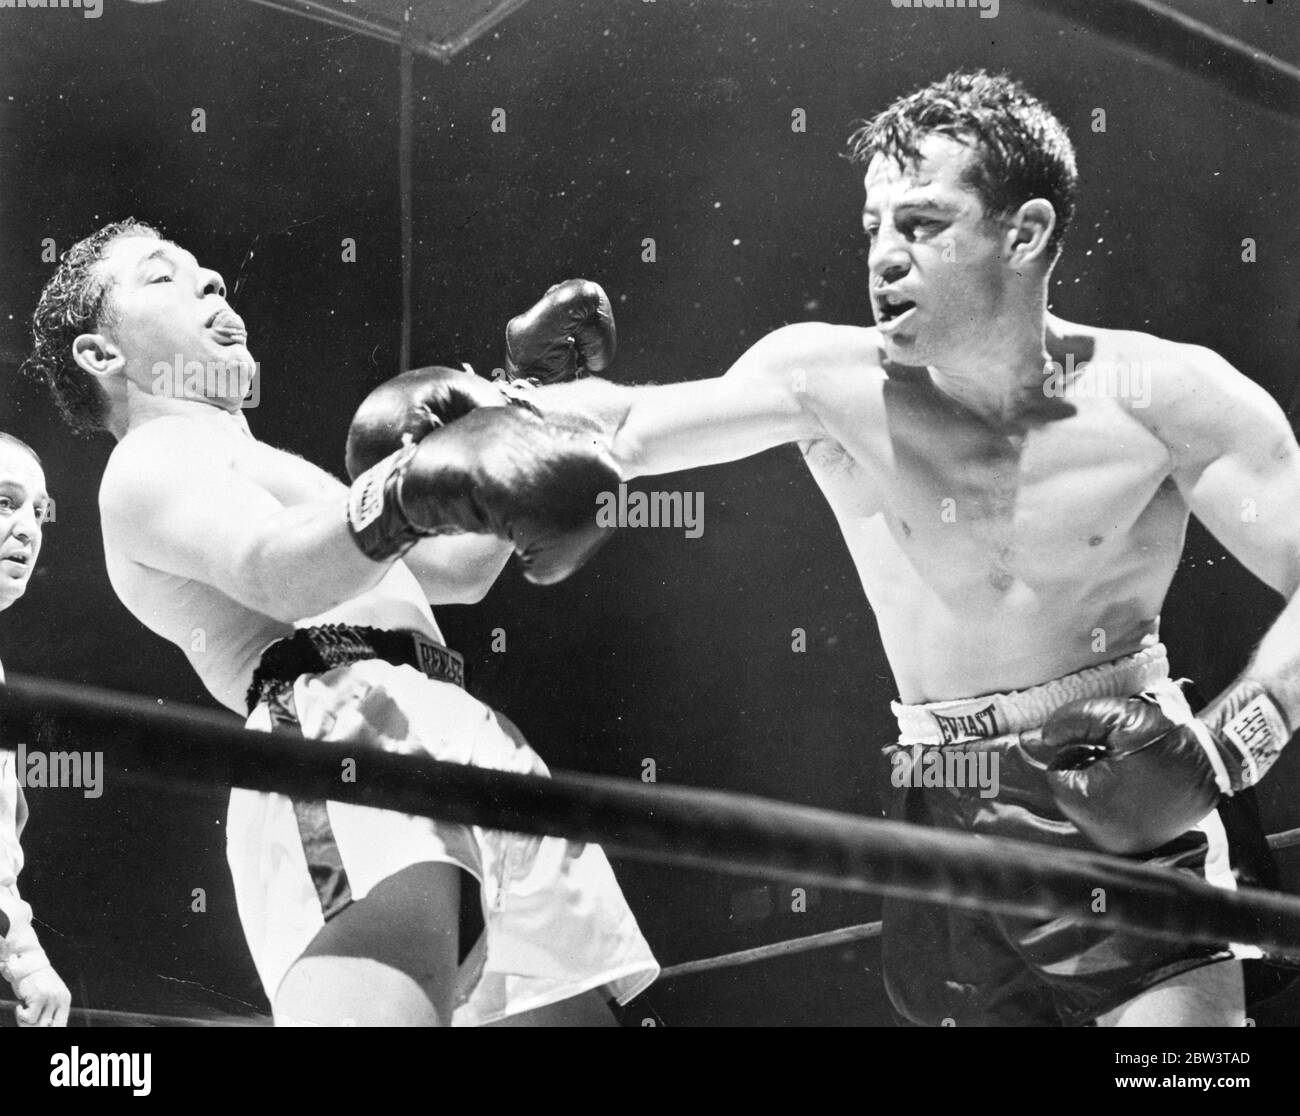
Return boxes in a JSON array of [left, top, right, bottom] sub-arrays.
[[880, 645, 1276, 1027]]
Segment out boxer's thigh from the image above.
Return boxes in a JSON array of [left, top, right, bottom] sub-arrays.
[[275, 861, 462, 1027], [1096, 959, 1245, 1027]]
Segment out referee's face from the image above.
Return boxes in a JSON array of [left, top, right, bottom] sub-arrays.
[[0, 443, 48, 610]]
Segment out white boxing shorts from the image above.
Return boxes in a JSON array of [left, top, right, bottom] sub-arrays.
[[227, 633, 658, 1026]]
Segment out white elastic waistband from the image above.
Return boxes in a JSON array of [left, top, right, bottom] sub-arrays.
[[891, 644, 1172, 746]]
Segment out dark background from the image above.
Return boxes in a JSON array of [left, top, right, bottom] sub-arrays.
[[0, 0, 1297, 1026]]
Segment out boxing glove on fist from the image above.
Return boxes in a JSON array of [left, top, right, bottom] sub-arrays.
[[502, 279, 616, 386], [1024, 681, 1291, 854], [345, 365, 516, 480], [346, 405, 617, 584]]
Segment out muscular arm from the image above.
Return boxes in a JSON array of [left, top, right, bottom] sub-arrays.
[[101, 423, 509, 620], [101, 429, 388, 622], [532, 322, 833, 477], [403, 534, 512, 605], [1161, 346, 1300, 722]]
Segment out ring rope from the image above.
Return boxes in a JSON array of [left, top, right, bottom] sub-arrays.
[[1023, 0, 1300, 120], [659, 921, 884, 981], [4, 673, 1300, 961], [662, 829, 1300, 980], [661, 827, 1300, 979], [19, 813, 1297, 1014], [0, 1001, 269, 1027], [1268, 826, 1300, 852]]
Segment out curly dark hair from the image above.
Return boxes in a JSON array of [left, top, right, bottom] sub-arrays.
[[846, 70, 1077, 260], [23, 219, 163, 436]]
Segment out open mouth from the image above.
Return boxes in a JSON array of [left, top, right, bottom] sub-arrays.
[[2, 553, 30, 571], [207, 308, 248, 345], [876, 294, 917, 330]]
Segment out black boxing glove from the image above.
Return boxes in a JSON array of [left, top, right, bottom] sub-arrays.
[[1023, 680, 1291, 854], [346, 405, 617, 584], [500, 279, 616, 386], [345, 365, 525, 481]]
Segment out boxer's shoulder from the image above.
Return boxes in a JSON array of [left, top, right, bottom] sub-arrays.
[[112, 410, 237, 455], [745, 324, 885, 476], [749, 321, 886, 378], [104, 415, 341, 521], [1093, 328, 1283, 465], [1046, 317, 1267, 445], [102, 415, 226, 495], [100, 414, 266, 538], [736, 322, 886, 428], [1048, 316, 1235, 402]]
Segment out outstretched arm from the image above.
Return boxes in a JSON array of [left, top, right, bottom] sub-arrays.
[[532, 323, 833, 478]]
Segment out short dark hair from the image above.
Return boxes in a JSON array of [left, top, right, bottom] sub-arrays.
[[0, 432, 43, 469], [846, 70, 1077, 260], [23, 218, 163, 436]]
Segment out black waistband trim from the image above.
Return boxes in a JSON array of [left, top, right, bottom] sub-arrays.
[[246, 624, 465, 713]]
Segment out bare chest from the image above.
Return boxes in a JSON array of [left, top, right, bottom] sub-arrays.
[[808, 391, 1184, 594]]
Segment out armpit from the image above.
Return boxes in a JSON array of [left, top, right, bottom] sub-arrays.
[[799, 438, 856, 474]]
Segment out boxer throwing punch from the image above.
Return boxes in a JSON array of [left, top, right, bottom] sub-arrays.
[[526, 71, 1300, 1027]]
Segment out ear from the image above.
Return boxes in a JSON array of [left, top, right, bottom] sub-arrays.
[[1004, 198, 1056, 266], [71, 331, 126, 380]]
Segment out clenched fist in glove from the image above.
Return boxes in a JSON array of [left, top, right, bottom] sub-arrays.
[[1022, 680, 1291, 854], [500, 279, 616, 386], [345, 364, 537, 480], [346, 404, 617, 585]]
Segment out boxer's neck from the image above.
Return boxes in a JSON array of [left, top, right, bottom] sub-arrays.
[[116, 385, 247, 441], [926, 296, 1049, 425]]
